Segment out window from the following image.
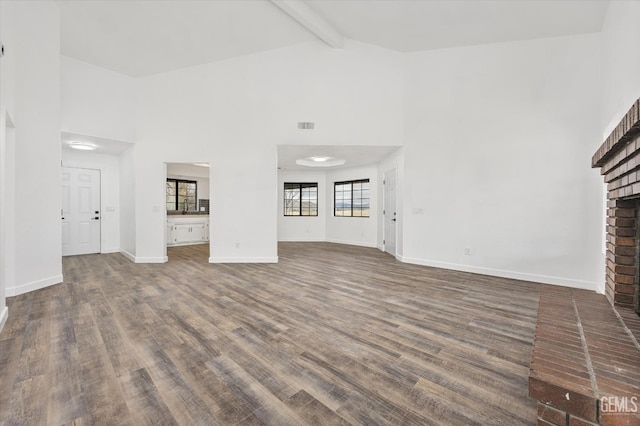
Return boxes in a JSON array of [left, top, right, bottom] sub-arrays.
[[284, 183, 318, 216], [167, 179, 197, 212], [334, 179, 370, 217]]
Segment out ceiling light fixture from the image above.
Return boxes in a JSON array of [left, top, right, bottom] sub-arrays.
[[69, 142, 97, 151], [296, 156, 346, 168]]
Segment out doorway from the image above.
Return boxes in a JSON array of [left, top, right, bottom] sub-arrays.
[[383, 168, 397, 256], [164, 162, 211, 262], [61, 167, 101, 256]]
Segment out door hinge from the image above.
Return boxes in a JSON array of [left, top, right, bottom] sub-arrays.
[[383, 180, 386, 185], [383, 239, 385, 244], [383, 209, 385, 215]]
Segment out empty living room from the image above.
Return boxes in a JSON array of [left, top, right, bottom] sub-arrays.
[[0, 1, 639, 425]]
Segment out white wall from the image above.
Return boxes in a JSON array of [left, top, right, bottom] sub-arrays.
[[402, 33, 604, 291], [4, 1, 62, 297], [278, 171, 326, 242], [601, 1, 640, 137], [135, 40, 404, 263], [0, 0, 15, 329], [62, 150, 121, 253], [61, 56, 137, 143], [326, 166, 378, 247], [120, 146, 136, 260]]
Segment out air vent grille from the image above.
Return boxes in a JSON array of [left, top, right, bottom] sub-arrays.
[[297, 122, 315, 130]]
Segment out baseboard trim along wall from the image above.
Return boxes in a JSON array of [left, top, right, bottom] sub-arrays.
[[209, 257, 278, 263], [5, 274, 64, 297], [325, 238, 378, 248], [120, 250, 136, 262], [134, 256, 168, 264], [397, 255, 600, 292], [0, 306, 8, 334], [101, 248, 120, 254]]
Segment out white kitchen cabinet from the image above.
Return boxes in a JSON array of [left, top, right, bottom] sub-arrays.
[[167, 216, 209, 246]]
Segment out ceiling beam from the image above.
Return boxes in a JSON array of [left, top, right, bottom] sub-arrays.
[[269, 0, 344, 49]]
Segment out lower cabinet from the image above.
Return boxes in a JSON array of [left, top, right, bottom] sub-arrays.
[[167, 218, 209, 246]]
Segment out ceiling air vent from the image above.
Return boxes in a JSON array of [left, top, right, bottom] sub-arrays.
[[297, 122, 315, 130]]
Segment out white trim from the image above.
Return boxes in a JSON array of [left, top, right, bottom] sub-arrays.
[[120, 250, 136, 262], [101, 248, 120, 254], [325, 238, 377, 248], [277, 238, 325, 242], [0, 306, 8, 333], [6, 274, 64, 297], [135, 256, 168, 264], [209, 256, 278, 264], [397, 255, 600, 292]]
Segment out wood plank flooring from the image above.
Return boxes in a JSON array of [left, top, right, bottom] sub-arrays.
[[0, 242, 541, 425]]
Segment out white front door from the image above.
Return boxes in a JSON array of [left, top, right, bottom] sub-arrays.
[[384, 169, 397, 256], [61, 167, 101, 256]]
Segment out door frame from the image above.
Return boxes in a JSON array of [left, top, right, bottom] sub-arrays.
[[383, 168, 397, 257]]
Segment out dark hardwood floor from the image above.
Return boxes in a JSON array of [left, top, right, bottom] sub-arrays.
[[0, 242, 541, 425]]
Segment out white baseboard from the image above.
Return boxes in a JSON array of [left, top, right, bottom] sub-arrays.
[[278, 238, 325, 242], [6, 274, 64, 297], [397, 255, 599, 292], [135, 256, 168, 264], [209, 256, 278, 264], [120, 250, 135, 262], [101, 248, 120, 254], [0, 305, 8, 334], [325, 238, 378, 248]]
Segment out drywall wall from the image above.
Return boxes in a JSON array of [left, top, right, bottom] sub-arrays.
[[5, 1, 62, 296], [278, 170, 326, 242], [326, 165, 378, 247], [61, 56, 137, 143], [135, 40, 404, 263], [402, 33, 604, 291], [601, 1, 640, 137], [62, 150, 121, 253], [120, 145, 136, 260]]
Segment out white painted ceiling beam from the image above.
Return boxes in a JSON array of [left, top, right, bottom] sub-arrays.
[[269, 0, 344, 49]]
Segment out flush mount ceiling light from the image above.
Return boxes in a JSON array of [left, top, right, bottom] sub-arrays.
[[192, 163, 210, 168], [68, 142, 97, 151], [296, 156, 346, 168]]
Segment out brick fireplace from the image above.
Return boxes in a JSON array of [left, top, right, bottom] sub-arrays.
[[527, 99, 640, 426], [592, 98, 640, 311]]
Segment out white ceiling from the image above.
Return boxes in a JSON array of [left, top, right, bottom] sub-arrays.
[[57, 0, 609, 165], [278, 145, 401, 172], [57, 0, 610, 78]]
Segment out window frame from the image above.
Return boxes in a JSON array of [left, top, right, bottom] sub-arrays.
[[283, 182, 318, 217], [166, 178, 198, 212], [334, 178, 370, 218]]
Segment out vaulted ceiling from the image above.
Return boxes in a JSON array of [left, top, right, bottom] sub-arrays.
[[57, 0, 609, 77]]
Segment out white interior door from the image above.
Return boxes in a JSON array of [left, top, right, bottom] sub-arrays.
[[384, 169, 397, 256], [61, 167, 101, 256]]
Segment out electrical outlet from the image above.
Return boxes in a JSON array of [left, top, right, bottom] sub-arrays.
[[464, 247, 471, 256], [235, 242, 240, 249]]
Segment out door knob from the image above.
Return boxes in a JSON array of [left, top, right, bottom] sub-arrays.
[[391, 218, 396, 222]]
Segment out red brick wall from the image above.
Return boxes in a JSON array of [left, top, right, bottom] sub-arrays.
[[593, 99, 640, 309]]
